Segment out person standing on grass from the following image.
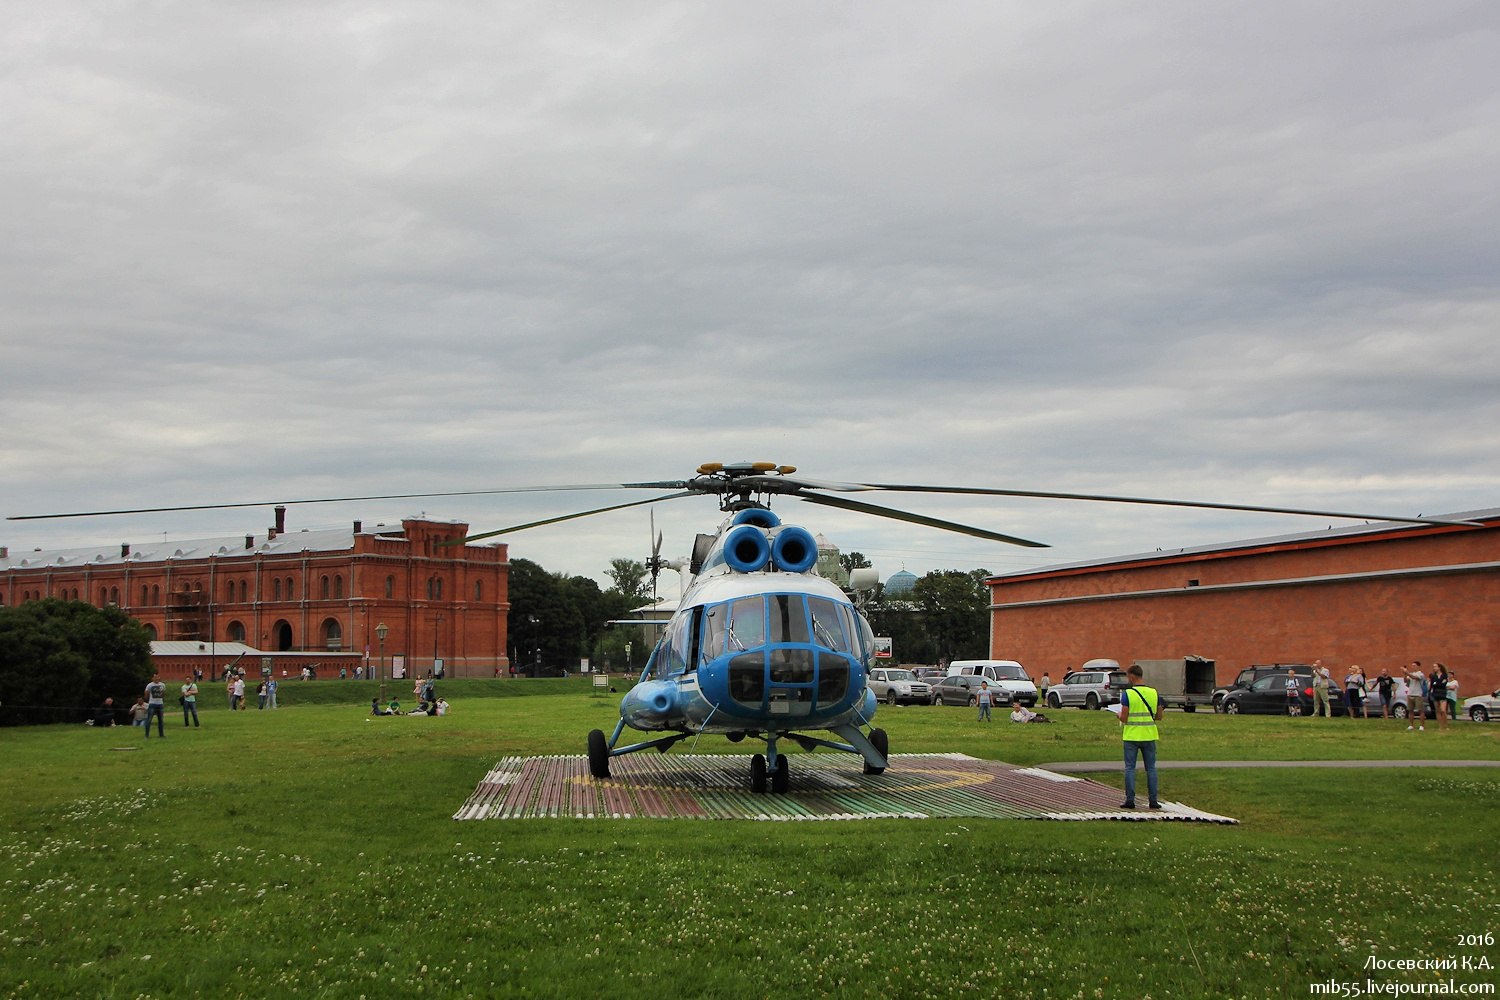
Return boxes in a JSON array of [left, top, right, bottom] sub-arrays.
[[143, 673, 167, 738], [1116, 663, 1163, 810], [1446, 671, 1459, 723], [1344, 666, 1368, 720], [232, 674, 245, 712], [181, 677, 199, 728], [1429, 663, 1450, 731], [976, 681, 993, 722], [1405, 661, 1426, 731], [1310, 659, 1334, 718], [1376, 668, 1396, 719]]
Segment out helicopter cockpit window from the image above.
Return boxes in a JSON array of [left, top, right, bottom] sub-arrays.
[[806, 596, 852, 653], [768, 594, 811, 644], [725, 596, 765, 654]]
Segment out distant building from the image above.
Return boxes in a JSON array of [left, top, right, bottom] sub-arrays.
[[884, 569, 918, 597], [986, 508, 1500, 697], [814, 533, 849, 587], [1, 508, 510, 678]]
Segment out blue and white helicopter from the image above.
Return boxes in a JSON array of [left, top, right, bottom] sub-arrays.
[[447, 460, 1477, 793], [12, 460, 1477, 793]]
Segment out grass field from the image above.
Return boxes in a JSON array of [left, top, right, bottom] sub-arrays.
[[3, 678, 1498, 999]]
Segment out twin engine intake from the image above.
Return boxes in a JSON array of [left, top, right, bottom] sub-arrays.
[[720, 509, 818, 574]]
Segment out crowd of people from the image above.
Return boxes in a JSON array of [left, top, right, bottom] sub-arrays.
[[1303, 658, 1461, 730]]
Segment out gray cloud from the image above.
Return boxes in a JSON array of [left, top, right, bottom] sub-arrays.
[[4, 1, 1498, 584]]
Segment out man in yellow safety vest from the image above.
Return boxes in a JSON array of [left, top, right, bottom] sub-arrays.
[[1116, 663, 1164, 810]]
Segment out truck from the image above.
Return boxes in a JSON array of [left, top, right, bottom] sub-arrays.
[[1130, 656, 1218, 712]]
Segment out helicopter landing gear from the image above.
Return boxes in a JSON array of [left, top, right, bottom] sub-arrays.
[[750, 753, 768, 793], [771, 756, 789, 793], [864, 728, 889, 775], [587, 729, 610, 779]]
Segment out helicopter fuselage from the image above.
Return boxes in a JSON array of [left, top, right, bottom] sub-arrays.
[[619, 569, 879, 736]]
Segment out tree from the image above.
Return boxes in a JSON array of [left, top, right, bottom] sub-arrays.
[[605, 558, 651, 604], [912, 570, 991, 664], [839, 551, 872, 574], [0, 599, 154, 726], [506, 560, 585, 676]]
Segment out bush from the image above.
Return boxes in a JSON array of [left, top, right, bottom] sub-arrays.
[[0, 600, 154, 725]]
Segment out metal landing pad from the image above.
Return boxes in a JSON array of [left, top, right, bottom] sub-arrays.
[[454, 752, 1238, 823]]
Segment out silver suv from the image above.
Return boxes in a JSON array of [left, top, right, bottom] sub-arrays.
[[1047, 668, 1129, 710], [867, 667, 932, 706]]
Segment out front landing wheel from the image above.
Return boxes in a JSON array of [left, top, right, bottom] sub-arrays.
[[750, 753, 768, 793], [587, 729, 610, 778], [771, 756, 790, 794], [864, 728, 889, 775]]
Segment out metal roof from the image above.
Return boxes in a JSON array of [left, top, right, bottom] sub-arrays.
[[0, 522, 413, 571], [989, 506, 1500, 581]]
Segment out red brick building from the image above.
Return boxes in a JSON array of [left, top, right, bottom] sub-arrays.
[[987, 509, 1500, 697], [0, 509, 510, 678]]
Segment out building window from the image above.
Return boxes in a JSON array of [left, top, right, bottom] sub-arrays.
[[334, 575, 344, 599], [144, 624, 157, 640], [286, 577, 295, 599], [386, 575, 395, 599], [227, 620, 246, 642], [274, 579, 282, 601], [98, 588, 107, 605], [109, 587, 119, 605], [320, 575, 330, 599], [240, 580, 248, 603], [323, 618, 343, 650], [475, 580, 483, 602], [152, 585, 160, 605]]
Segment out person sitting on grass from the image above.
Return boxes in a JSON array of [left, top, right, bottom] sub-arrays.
[[1010, 703, 1051, 724]]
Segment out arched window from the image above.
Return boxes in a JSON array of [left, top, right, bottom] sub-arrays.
[[385, 576, 394, 599], [475, 580, 483, 602], [274, 578, 282, 601], [334, 575, 344, 599], [435, 577, 442, 600], [323, 618, 343, 650], [144, 623, 157, 640], [240, 580, 248, 603], [98, 587, 107, 605], [285, 577, 295, 599], [152, 585, 160, 604], [320, 576, 330, 599], [142, 585, 149, 605], [109, 587, 119, 605], [225, 580, 234, 601], [227, 620, 246, 642]]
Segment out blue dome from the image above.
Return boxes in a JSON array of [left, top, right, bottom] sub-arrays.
[[884, 570, 918, 595]]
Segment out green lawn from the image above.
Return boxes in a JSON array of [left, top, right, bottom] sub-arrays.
[[3, 679, 1497, 998]]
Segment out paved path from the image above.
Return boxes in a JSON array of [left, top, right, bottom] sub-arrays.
[[1040, 759, 1500, 772]]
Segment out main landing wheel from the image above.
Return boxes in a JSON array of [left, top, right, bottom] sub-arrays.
[[771, 756, 790, 794], [587, 729, 610, 779], [864, 728, 889, 776], [750, 753, 768, 794]]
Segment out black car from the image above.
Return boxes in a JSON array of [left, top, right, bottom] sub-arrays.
[[930, 675, 1012, 707], [1221, 673, 1349, 716]]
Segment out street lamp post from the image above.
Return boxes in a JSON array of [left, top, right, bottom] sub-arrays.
[[375, 622, 389, 702], [432, 613, 443, 679]]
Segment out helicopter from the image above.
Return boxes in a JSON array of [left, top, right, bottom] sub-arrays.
[[9, 460, 1480, 793]]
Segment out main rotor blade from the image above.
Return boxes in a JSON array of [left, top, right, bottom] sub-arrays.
[[856, 484, 1482, 528], [456, 492, 699, 543], [796, 492, 1049, 548], [7, 482, 695, 521]]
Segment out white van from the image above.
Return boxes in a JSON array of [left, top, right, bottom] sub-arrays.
[[946, 659, 1039, 707]]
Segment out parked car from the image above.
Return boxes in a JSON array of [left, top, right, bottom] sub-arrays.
[[1464, 689, 1499, 722], [1047, 667, 1128, 710], [930, 674, 1012, 707], [1220, 673, 1350, 716], [867, 667, 932, 706], [913, 666, 947, 682], [1212, 664, 1313, 712], [946, 659, 1039, 707]]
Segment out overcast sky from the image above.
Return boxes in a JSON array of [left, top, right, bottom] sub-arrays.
[[4, 1, 1498, 588]]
